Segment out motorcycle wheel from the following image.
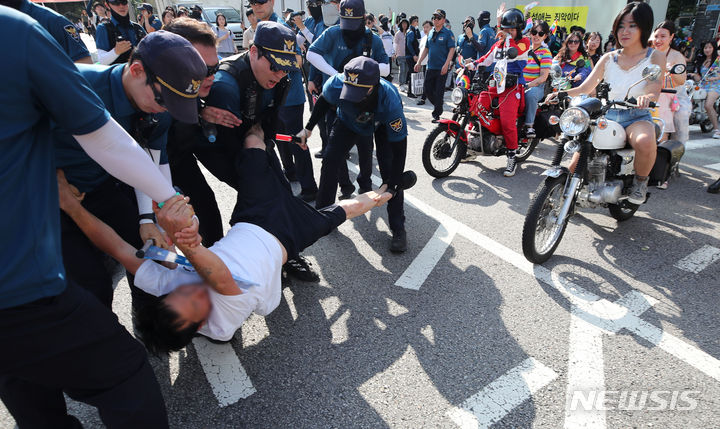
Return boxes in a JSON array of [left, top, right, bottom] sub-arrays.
[[522, 174, 572, 264], [700, 119, 713, 134], [608, 202, 639, 222], [422, 124, 467, 178], [515, 137, 540, 162]]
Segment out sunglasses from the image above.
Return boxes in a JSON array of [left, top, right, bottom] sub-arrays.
[[257, 50, 286, 74], [567, 39, 581, 45], [107, 0, 129, 5], [530, 30, 545, 37], [144, 69, 165, 107], [432, 16, 443, 20], [206, 62, 220, 77], [248, 0, 269, 4]]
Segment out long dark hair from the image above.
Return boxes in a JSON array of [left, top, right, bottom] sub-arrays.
[[697, 40, 718, 70], [556, 31, 588, 64], [612, 1, 653, 49], [584, 31, 603, 56]]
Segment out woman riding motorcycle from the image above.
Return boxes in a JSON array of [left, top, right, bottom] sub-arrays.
[[552, 31, 592, 88], [522, 20, 553, 139], [468, 8, 530, 177], [546, 1, 665, 205]]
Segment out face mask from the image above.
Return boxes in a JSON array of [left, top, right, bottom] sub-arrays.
[[109, 5, 130, 26], [322, 3, 339, 26], [356, 86, 378, 117], [308, 5, 322, 20], [342, 27, 365, 47]]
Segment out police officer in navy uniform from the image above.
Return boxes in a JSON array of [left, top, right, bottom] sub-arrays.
[[138, 3, 161, 33], [300, 57, 410, 251], [54, 31, 207, 310], [95, 0, 146, 65], [414, 9, 456, 122], [307, 0, 390, 201], [0, 6, 188, 426], [3, 0, 92, 63]]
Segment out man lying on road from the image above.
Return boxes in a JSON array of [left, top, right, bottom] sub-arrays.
[[57, 126, 415, 354]]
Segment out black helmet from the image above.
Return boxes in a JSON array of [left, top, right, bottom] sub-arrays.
[[500, 8, 524, 31]]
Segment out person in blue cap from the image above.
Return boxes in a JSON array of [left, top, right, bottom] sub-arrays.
[[299, 57, 411, 252], [457, 16, 481, 64], [138, 3, 161, 33], [54, 30, 207, 310], [0, 6, 194, 427], [95, 0, 146, 65], [307, 0, 390, 201], [414, 9, 456, 122], [2, 0, 91, 63]]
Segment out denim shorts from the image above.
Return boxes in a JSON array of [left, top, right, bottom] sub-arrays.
[[606, 108, 653, 129]]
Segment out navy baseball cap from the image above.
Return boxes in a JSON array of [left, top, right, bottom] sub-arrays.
[[253, 21, 300, 72], [340, 56, 379, 103], [138, 3, 153, 13], [339, 0, 364, 31], [136, 31, 207, 123], [433, 9, 446, 19]]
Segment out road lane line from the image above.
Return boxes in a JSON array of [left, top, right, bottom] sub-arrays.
[[565, 307, 606, 429], [348, 162, 720, 381], [686, 139, 720, 151], [446, 358, 558, 428], [674, 245, 720, 273], [704, 162, 720, 171], [192, 338, 256, 406], [395, 224, 456, 290]]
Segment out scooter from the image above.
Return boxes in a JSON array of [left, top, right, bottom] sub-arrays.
[[687, 68, 720, 133]]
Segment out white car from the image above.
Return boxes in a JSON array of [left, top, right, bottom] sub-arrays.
[[176, 4, 245, 50]]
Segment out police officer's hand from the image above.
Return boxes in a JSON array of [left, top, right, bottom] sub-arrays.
[[295, 129, 311, 150], [293, 15, 305, 30], [441, 63, 449, 75], [115, 40, 132, 55], [153, 195, 194, 243], [308, 81, 318, 95], [201, 106, 243, 128], [139, 222, 172, 250], [56, 169, 85, 214], [464, 26, 473, 38]]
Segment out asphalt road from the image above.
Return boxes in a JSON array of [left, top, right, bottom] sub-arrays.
[[2, 90, 719, 429]]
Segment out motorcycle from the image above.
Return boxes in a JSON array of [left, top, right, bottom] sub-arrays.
[[421, 47, 553, 178], [686, 68, 720, 133], [521, 63, 686, 264]]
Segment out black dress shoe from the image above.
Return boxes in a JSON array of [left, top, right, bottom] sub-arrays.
[[314, 152, 324, 159], [709, 177, 720, 194], [407, 93, 417, 98], [358, 187, 372, 194], [431, 116, 440, 123], [390, 230, 407, 253], [338, 190, 354, 200]]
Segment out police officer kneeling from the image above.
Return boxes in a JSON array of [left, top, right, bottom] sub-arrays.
[[300, 57, 410, 252]]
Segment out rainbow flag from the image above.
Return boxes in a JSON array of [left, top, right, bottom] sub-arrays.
[[456, 73, 471, 89], [549, 19, 558, 35]]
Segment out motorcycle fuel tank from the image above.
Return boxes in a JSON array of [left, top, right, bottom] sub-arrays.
[[591, 119, 627, 150]]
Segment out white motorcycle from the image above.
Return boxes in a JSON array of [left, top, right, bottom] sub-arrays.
[[521, 64, 686, 264], [687, 68, 720, 133]]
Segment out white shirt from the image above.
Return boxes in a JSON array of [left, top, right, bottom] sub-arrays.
[[243, 26, 256, 49], [134, 223, 284, 341]]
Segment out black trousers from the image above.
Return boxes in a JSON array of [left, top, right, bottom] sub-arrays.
[[316, 119, 373, 208], [60, 178, 142, 308], [324, 109, 357, 193], [276, 104, 318, 193], [0, 283, 168, 428], [424, 68, 447, 118], [374, 127, 406, 233]]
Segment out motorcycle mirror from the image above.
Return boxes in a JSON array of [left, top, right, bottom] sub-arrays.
[[670, 63, 686, 75], [575, 59, 586, 69], [642, 64, 662, 81], [550, 64, 563, 79], [506, 47, 518, 59]]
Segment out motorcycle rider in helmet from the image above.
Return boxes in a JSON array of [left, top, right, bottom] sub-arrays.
[[468, 8, 530, 177]]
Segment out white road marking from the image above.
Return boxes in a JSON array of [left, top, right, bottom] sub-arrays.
[[283, 287, 298, 321], [446, 358, 558, 429], [674, 245, 720, 273], [686, 139, 720, 151], [565, 307, 606, 429], [192, 338, 256, 406], [704, 162, 720, 171], [395, 224, 457, 290]]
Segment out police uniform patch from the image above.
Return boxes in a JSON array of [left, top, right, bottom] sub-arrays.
[[64, 24, 80, 42], [389, 118, 403, 132]]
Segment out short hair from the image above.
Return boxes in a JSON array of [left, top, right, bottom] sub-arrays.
[[163, 17, 216, 47], [92, 2, 104, 9], [161, 10, 175, 23], [533, 19, 550, 42], [245, 9, 254, 17], [422, 20, 432, 27], [612, 1, 653, 49], [134, 295, 202, 355], [409, 15, 418, 24]]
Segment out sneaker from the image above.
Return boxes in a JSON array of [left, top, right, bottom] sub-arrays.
[[390, 230, 408, 253], [283, 256, 320, 282], [525, 126, 536, 138], [656, 180, 668, 190], [708, 177, 720, 194], [503, 156, 517, 177], [713, 129, 720, 139], [416, 99, 426, 105], [628, 177, 649, 204]]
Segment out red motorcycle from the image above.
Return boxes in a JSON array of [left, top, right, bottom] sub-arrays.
[[422, 50, 557, 178]]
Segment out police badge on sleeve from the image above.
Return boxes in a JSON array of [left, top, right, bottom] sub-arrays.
[[64, 24, 81, 42], [390, 118, 403, 132]]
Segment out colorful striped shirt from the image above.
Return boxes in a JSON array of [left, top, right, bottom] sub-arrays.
[[523, 45, 552, 83]]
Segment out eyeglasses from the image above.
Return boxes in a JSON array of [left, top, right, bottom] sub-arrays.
[[567, 39, 581, 45], [206, 63, 220, 77], [530, 30, 545, 37]]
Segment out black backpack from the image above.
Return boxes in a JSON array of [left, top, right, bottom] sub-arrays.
[[103, 21, 146, 64]]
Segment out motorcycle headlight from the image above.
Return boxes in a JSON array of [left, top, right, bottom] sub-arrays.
[[451, 87, 466, 105], [559, 107, 590, 136]]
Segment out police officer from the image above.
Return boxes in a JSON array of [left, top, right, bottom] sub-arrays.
[[95, 0, 146, 65], [249, 0, 318, 204], [300, 57, 410, 252], [474, 10, 496, 84], [54, 31, 207, 308], [307, 0, 389, 201], [457, 16, 481, 63], [0, 6, 183, 426], [137, 3, 160, 33], [414, 9, 455, 122], [3, 0, 91, 63]]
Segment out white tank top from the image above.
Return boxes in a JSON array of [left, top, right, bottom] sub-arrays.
[[604, 48, 655, 101]]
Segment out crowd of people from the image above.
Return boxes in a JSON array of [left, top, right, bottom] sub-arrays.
[[1, 0, 719, 426]]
